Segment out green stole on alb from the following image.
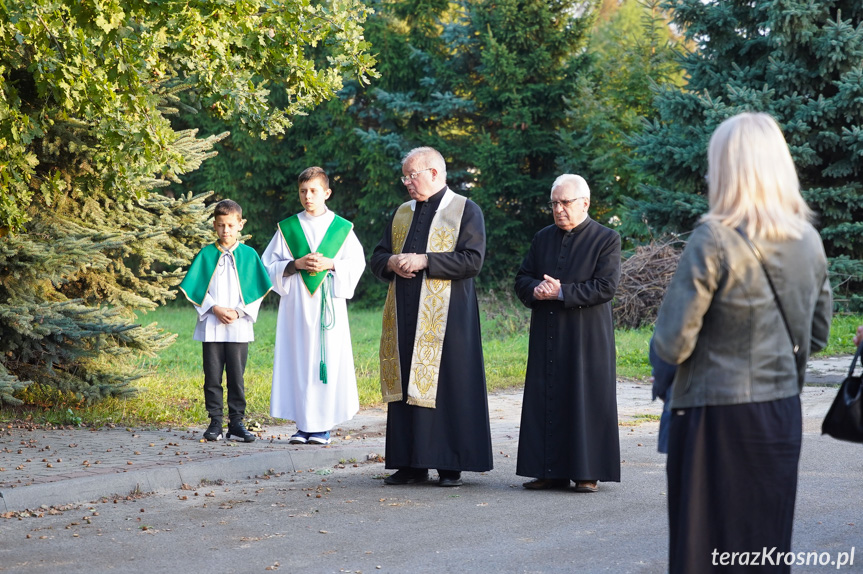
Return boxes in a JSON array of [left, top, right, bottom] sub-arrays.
[[278, 212, 353, 384], [277, 213, 353, 296], [179, 242, 272, 307]]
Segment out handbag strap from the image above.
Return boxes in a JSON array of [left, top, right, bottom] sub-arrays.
[[735, 228, 800, 356], [848, 342, 863, 378]]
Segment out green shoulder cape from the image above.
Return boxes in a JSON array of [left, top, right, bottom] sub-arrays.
[[179, 242, 272, 307]]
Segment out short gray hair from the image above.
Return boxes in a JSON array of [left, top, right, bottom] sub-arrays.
[[402, 146, 447, 181], [550, 174, 590, 199]]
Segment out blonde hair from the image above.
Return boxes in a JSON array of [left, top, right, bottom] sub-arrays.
[[702, 112, 812, 240]]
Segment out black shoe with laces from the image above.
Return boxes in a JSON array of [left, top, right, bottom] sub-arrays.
[[203, 419, 223, 442], [226, 420, 256, 442]]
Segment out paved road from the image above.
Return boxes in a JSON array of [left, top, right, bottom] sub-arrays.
[[1, 381, 675, 511], [0, 360, 861, 573]]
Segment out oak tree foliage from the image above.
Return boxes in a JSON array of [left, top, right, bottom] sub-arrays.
[[0, 0, 375, 405]]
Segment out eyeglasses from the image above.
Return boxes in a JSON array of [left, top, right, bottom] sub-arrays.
[[547, 197, 586, 209], [400, 168, 433, 184]]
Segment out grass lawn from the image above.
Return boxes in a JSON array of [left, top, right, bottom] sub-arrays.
[[5, 303, 862, 428]]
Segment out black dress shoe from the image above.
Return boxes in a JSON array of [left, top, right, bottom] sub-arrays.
[[437, 470, 462, 487], [203, 419, 223, 441], [384, 468, 429, 485], [226, 421, 256, 442]]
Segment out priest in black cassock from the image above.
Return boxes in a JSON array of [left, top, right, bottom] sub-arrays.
[[514, 174, 621, 493], [370, 146, 493, 488]]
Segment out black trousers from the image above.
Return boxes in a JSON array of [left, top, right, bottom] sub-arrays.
[[202, 342, 248, 424]]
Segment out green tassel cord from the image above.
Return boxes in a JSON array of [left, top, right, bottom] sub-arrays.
[[319, 273, 336, 384]]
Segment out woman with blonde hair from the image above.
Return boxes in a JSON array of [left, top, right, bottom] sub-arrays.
[[653, 112, 833, 573]]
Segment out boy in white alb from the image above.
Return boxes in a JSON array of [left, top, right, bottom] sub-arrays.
[[179, 200, 272, 442], [262, 167, 365, 445]]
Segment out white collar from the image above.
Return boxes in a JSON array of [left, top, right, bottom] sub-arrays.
[[299, 207, 332, 221], [409, 187, 455, 212]]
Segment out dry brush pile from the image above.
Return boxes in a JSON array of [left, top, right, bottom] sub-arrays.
[[613, 238, 685, 329]]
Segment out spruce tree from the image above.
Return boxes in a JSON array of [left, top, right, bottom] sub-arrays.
[[173, 0, 473, 303], [301, 0, 599, 290], [630, 0, 863, 307], [458, 0, 598, 285], [560, 0, 683, 236], [333, 0, 599, 288], [0, 0, 375, 405], [172, 0, 604, 293]]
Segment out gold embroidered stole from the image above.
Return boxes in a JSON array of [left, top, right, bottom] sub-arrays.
[[379, 193, 467, 407], [379, 203, 412, 403]]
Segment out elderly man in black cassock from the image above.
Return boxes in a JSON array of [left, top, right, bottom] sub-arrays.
[[370, 146, 493, 488], [514, 174, 621, 493]]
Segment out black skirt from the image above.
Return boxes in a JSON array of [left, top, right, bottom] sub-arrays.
[[667, 395, 802, 574]]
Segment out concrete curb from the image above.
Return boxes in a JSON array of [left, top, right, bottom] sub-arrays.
[[0, 445, 377, 513]]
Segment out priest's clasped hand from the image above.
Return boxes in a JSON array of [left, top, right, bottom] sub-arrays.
[[296, 252, 334, 275], [388, 253, 429, 278], [533, 274, 562, 300]]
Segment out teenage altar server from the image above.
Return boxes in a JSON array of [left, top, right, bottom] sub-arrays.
[[262, 167, 366, 445]]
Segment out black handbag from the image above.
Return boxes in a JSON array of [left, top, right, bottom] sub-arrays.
[[822, 343, 863, 443]]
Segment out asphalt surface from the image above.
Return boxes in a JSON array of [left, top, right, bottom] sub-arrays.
[[0, 355, 854, 513], [0, 356, 860, 573]]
